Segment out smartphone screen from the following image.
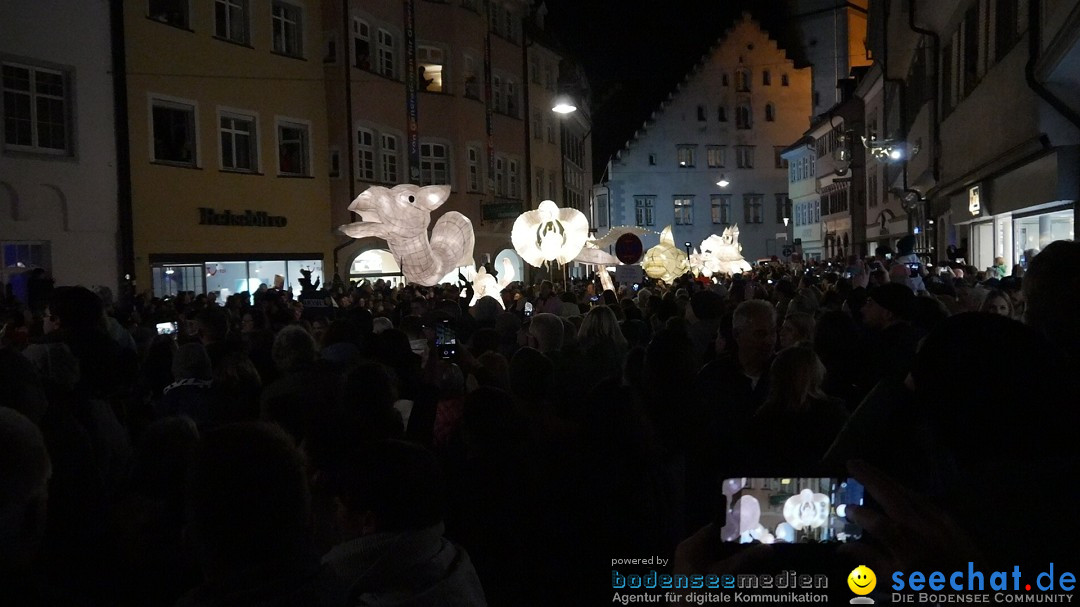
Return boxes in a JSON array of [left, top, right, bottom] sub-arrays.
[[718, 477, 864, 544], [435, 320, 456, 359], [156, 321, 178, 335], [906, 262, 921, 278], [523, 302, 534, 317]]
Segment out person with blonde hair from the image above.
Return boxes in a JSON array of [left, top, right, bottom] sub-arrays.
[[576, 306, 628, 382], [737, 346, 849, 472]]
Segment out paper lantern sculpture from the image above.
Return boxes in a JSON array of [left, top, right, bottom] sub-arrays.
[[692, 224, 753, 277], [338, 184, 475, 286], [511, 200, 589, 267], [782, 488, 830, 531], [470, 258, 515, 308], [642, 226, 689, 284]]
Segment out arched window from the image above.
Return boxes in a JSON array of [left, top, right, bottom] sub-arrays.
[[765, 103, 775, 121], [736, 104, 752, 129], [735, 68, 751, 92]]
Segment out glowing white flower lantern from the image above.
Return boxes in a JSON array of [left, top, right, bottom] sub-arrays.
[[691, 224, 753, 277], [642, 226, 689, 284], [338, 184, 475, 286], [470, 258, 515, 308], [511, 200, 589, 267], [783, 488, 830, 531]]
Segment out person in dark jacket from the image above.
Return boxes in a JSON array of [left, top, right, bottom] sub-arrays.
[[324, 439, 487, 606]]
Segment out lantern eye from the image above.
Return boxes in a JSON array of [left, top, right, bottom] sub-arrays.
[[407, 195, 416, 203]]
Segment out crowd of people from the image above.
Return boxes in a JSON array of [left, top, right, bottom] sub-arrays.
[[1, 236, 1078, 606]]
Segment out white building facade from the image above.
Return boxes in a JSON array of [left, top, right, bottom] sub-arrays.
[[783, 138, 822, 259], [0, 0, 120, 295], [604, 14, 812, 262]]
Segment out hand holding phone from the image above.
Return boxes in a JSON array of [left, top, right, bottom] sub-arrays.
[[435, 319, 457, 360], [156, 321, 178, 336], [718, 477, 864, 544]]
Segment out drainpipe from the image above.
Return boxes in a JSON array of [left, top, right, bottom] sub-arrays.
[[1024, 0, 1080, 232], [110, 0, 135, 299], [909, 0, 941, 255], [332, 0, 357, 283]]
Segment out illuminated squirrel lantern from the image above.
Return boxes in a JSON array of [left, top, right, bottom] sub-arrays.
[[338, 184, 475, 286]]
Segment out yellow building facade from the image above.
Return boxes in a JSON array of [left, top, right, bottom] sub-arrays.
[[126, 0, 335, 298]]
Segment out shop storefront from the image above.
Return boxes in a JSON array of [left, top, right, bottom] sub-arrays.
[[150, 254, 323, 300], [945, 149, 1077, 272]]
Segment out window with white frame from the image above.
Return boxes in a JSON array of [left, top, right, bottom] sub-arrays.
[[278, 120, 310, 175], [706, 145, 725, 168], [271, 1, 303, 58], [711, 194, 731, 224], [3, 63, 70, 154], [492, 75, 502, 112], [215, 0, 249, 44], [377, 28, 395, 78], [534, 167, 544, 198], [676, 145, 695, 167], [420, 141, 448, 185], [634, 196, 654, 227], [595, 193, 608, 227], [381, 133, 399, 182], [508, 159, 520, 198], [467, 147, 481, 192], [219, 111, 257, 171], [417, 45, 444, 92], [743, 194, 763, 223], [353, 18, 371, 69], [151, 97, 196, 165], [775, 194, 789, 223], [736, 145, 754, 168], [494, 156, 505, 195], [674, 196, 694, 225], [356, 127, 375, 180], [148, 0, 190, 28]]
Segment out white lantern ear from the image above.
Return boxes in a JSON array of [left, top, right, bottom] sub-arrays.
[[415, 185, 450, 211]]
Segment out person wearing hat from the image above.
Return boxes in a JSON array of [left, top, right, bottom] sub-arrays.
[[862, 282, 921, 389]]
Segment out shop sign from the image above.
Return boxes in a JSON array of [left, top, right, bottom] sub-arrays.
[[968, 185, 981, 216], [198, 208, 288, 227]]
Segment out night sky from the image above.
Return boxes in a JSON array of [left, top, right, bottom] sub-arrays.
[[540, 0, 796, 175]]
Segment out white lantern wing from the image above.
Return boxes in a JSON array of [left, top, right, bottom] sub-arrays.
[[511, 200, 590, 267]]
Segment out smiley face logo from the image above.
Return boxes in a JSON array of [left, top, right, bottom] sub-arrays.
[[848, 565, 877, 595]]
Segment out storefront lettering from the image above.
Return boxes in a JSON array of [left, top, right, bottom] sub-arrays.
[[198, 208, 288, 227]]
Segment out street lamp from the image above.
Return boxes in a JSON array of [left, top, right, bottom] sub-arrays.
[[716, 175, 730, 188], [552, 95, 577, 114], [684, 241, 692, 260]]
